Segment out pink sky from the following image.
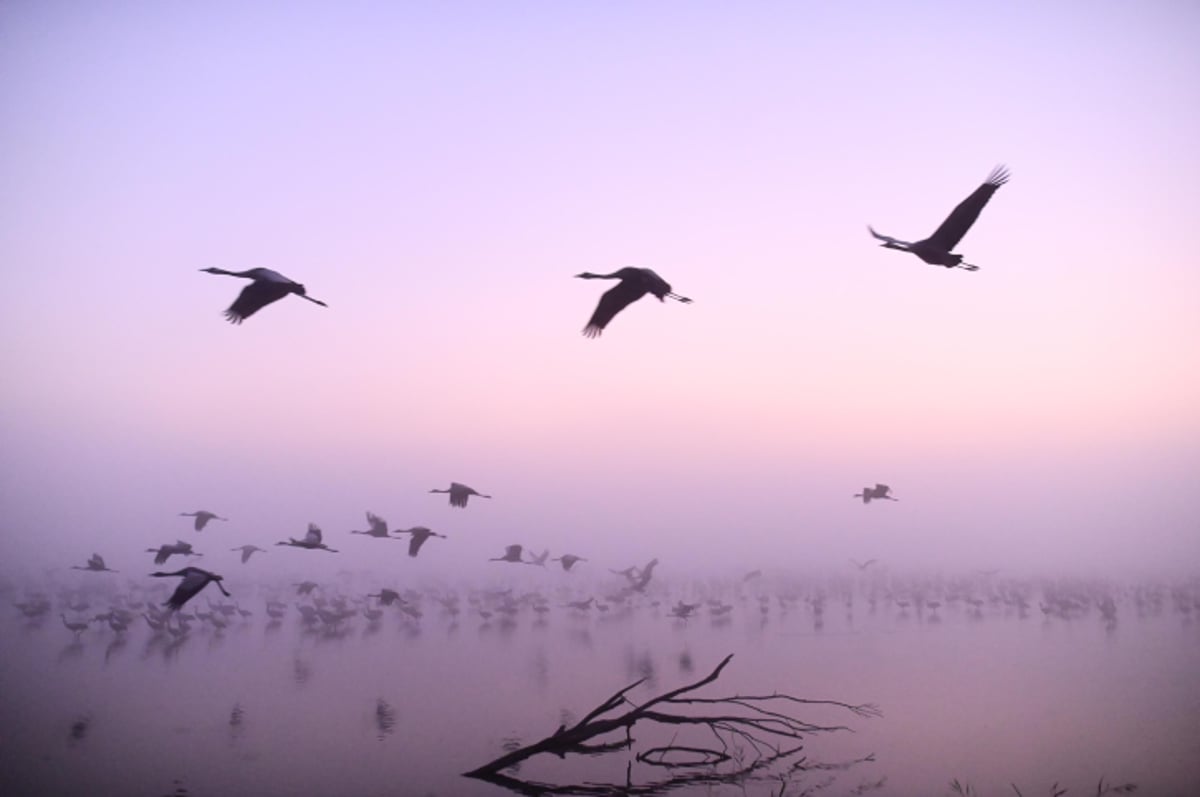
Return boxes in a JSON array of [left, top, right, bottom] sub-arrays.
[[1, 1, 1197, 579]]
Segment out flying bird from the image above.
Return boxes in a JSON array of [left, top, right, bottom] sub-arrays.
[[180, 510, 227, 531], [868, 165, 1009, 271], [575, 267, 692, 337], [72, 554, 118, 573], [854, 484, 898, 504], [429, 482, 491, 508], [150, 567, 231, 610], [350, 512, 394, 539], [554, 554, 586, 572], [146, 540, 202, 566], [230, 544, 265, 564], [490, 544, 525, 563], [394, 526, 446, 558], [200, 267, 327, 323], [276, 523, 339, 552], [526, 549, 550, 567], [850, 558, 878, 571]]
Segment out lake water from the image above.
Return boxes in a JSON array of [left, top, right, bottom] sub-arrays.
[[2, 571, 1197, 796]]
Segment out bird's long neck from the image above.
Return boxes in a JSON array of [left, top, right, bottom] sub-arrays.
[[577, 271, 622, 280]]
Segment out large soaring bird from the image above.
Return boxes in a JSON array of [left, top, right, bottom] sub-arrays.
[[575, 268, 692, 337], [150, 567, 231, 610], [200, 268, 327, 323], [868, 166, 1009, 271], [429, 482, 491, 508], [180, 510, 227, 531]]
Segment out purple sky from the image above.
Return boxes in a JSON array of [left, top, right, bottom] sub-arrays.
[[1, 1, 1197, 579]]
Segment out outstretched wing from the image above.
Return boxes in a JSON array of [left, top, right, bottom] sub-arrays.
[[926, 166, 1009, 251], [867, 226, 911, 248], [305, 523, 323, 545], [367, 512, 388, 535], [225, 281, 293, 324], [583, 281, 649, 337]]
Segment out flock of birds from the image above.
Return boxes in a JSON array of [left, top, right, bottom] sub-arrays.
[[64, 470, 900, 616], [199, 166, 1010, 326], [43, 168, 1013, 640]]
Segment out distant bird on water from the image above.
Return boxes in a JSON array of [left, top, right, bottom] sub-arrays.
[[575, 267, 692, 337], [200, 267, 327, 323], [150, 566, 231, 610], [394, 526, 446, 558], [868, 165, 1009, 271], [854, 484, 898, 504], [430, 482, 490, 508], [180, 510, 227, 531], [230, 544, 266, 564], [276, 523, 339, 553], [72, 554, 118, 573]]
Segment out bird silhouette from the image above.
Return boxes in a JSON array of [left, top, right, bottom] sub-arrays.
[[179, 510, 227, 531], [429, 482, 491, 508], [526, 549, 550, 567], [150, 567, 231, 610], [850, 558, 879, 571], [146, 540, 202, 566], [854, 484, 898, 504], [367, 588, 403, 606], [276, 523, 339, 552], [230, 544, 265, 564], [553, 554, 587, 572], [350, 512, 394, 538], [394, 526, 446, 558], [71, 554, 118, 573], [575, 267, 692, 337], [868, 166, 1009, 271], [200, 267, 327, 323], [490, 544, 525, 563]]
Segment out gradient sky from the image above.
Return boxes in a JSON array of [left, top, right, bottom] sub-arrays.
[[1, 1, 1197, 580]]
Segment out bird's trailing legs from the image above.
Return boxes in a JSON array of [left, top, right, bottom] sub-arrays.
[[667, 293, 693, 303]]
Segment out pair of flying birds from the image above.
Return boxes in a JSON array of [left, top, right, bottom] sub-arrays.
[[201, 166, 1010, 330]]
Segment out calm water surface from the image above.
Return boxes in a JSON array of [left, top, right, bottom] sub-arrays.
[[2, 574, 1197, 797]]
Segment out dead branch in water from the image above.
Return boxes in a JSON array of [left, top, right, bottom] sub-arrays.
[[463, 653, 881, 794]]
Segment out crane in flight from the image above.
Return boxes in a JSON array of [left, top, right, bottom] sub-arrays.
[[276, 523, 339, 552], [230, 544, 266, 564], [868, 166, 1010, 271], [180, 510, 227, 531], [150, 567, 231, 610], [575, 267, 692, 337], [854, 484, 898, 504], [71, 554, 118, 573], [394, 526, 446, 558], [350, 512, 395, 539], [146, 540, 202, 566], [429, 482, 491, 508], [489, 544, 526, 564], [200, 267, 327, 323], [553, 554, 586, 572]]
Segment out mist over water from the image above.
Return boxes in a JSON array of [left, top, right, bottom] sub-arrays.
[[3, 2, 1200, 796], [3, 566, 1198, 796]]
